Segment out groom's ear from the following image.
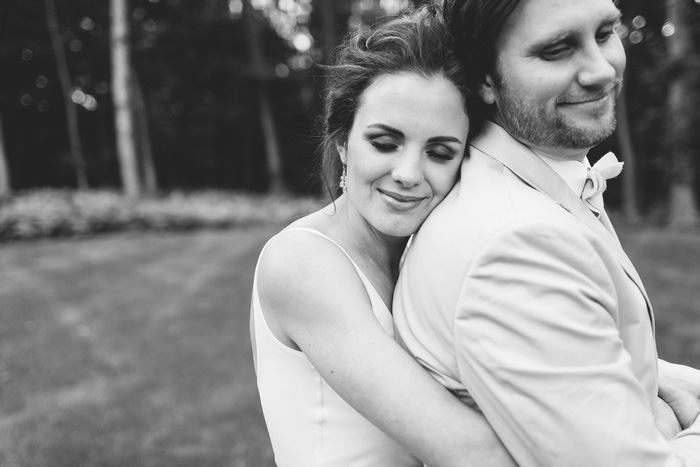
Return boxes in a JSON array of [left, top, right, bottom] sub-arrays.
[[478, 75, 496, 105]]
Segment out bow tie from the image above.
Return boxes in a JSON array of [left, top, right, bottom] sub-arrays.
[[581, 152, 624, 217]]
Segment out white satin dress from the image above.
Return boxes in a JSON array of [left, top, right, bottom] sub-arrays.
[[251, 228, 421, 467]]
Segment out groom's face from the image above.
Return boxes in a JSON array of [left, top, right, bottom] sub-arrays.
[[480, 0, 625, 155]]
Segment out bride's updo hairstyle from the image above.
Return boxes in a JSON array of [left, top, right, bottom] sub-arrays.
[[317, 4, 480, 199]]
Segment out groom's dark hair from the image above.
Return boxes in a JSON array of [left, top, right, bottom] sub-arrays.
[[442, 0, 520, 88]]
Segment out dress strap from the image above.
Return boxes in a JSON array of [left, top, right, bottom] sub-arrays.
[[280, 227, 357, 267], [274, 227, 392, 319], [253, 227, 349, 280]]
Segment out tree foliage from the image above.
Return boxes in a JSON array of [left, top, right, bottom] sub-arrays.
[[617, 0, 700, 221], [0, 0, 698, 221]]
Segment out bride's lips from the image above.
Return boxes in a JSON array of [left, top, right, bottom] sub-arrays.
[[378, 189, 426, 211]]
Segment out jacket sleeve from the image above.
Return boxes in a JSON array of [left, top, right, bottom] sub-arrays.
[[452, 218, 700, 467]]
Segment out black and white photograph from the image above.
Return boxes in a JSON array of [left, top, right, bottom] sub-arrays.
[[0, 0, 699, 465]]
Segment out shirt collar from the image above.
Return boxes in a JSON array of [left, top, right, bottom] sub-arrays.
[[530, 148, 590, 197]]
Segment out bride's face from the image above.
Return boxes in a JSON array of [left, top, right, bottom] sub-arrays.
[[340, 72, 469, 238]]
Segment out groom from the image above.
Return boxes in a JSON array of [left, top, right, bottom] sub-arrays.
[[394, 0, 700, 465]]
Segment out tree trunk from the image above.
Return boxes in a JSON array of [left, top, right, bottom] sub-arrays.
[[0, 113, 11, 196], [132, 69, 158, 195], [616, 73, 641, 223], [243, 0, 286, 194], [665, 0, 699, 228], [111, 0, 141, 197], [44, 0, 88, 189]]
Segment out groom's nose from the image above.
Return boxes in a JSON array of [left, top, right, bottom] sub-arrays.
[[577, 42, 622, 89]]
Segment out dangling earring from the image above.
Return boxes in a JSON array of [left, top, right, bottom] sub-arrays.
[[339, 165, 347, 194]]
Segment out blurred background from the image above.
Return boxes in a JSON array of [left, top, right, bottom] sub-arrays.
[[0, 0, 699, 466], [0, 0, 697, 215]]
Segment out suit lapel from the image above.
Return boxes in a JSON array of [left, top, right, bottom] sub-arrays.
[[471, 123, 653, 324]]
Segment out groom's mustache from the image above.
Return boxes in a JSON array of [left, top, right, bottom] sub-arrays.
[[556, 78, 622, 105]]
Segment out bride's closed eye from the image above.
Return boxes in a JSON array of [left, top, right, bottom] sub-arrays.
[[427, 148, 457, 162], [367, 137, 399, 153]]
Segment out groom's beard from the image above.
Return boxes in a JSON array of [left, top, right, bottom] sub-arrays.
[[492, 78, 622, 150]]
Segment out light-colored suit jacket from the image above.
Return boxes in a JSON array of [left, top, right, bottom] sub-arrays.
[[394, 122, 700, 466]]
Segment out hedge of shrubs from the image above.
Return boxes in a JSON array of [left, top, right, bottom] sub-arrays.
[[0, 189, 324, 241]]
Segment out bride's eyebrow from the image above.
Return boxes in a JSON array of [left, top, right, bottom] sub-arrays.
[[428, 136, 462, 145], [365, 124, 462, 144], [365, 123, 403, 137]]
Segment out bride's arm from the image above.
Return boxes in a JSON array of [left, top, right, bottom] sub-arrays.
[[656, 359, 700, 439], [257, 232, 515, 467]]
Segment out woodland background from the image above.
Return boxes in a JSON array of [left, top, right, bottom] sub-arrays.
[[0, 0, 699, 228]]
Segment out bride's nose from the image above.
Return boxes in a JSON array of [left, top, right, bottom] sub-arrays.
[[391, 151, 424, 187]]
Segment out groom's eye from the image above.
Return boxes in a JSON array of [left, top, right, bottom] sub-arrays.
[[540, 44, 571, 61], [596, 28, 615, 42]]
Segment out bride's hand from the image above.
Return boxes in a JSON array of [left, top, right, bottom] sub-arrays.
[[654, 396, 682, 440], [657, 379, 700, 434]]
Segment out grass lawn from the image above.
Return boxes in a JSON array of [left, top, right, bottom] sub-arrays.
[[615, 223, 700, 367], [0, 227, 280, 467], [0, 222, 698, 466]]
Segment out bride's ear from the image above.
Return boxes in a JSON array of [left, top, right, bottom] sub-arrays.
[[337, 142, 347, 164], [479, 75, 496, 105]]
